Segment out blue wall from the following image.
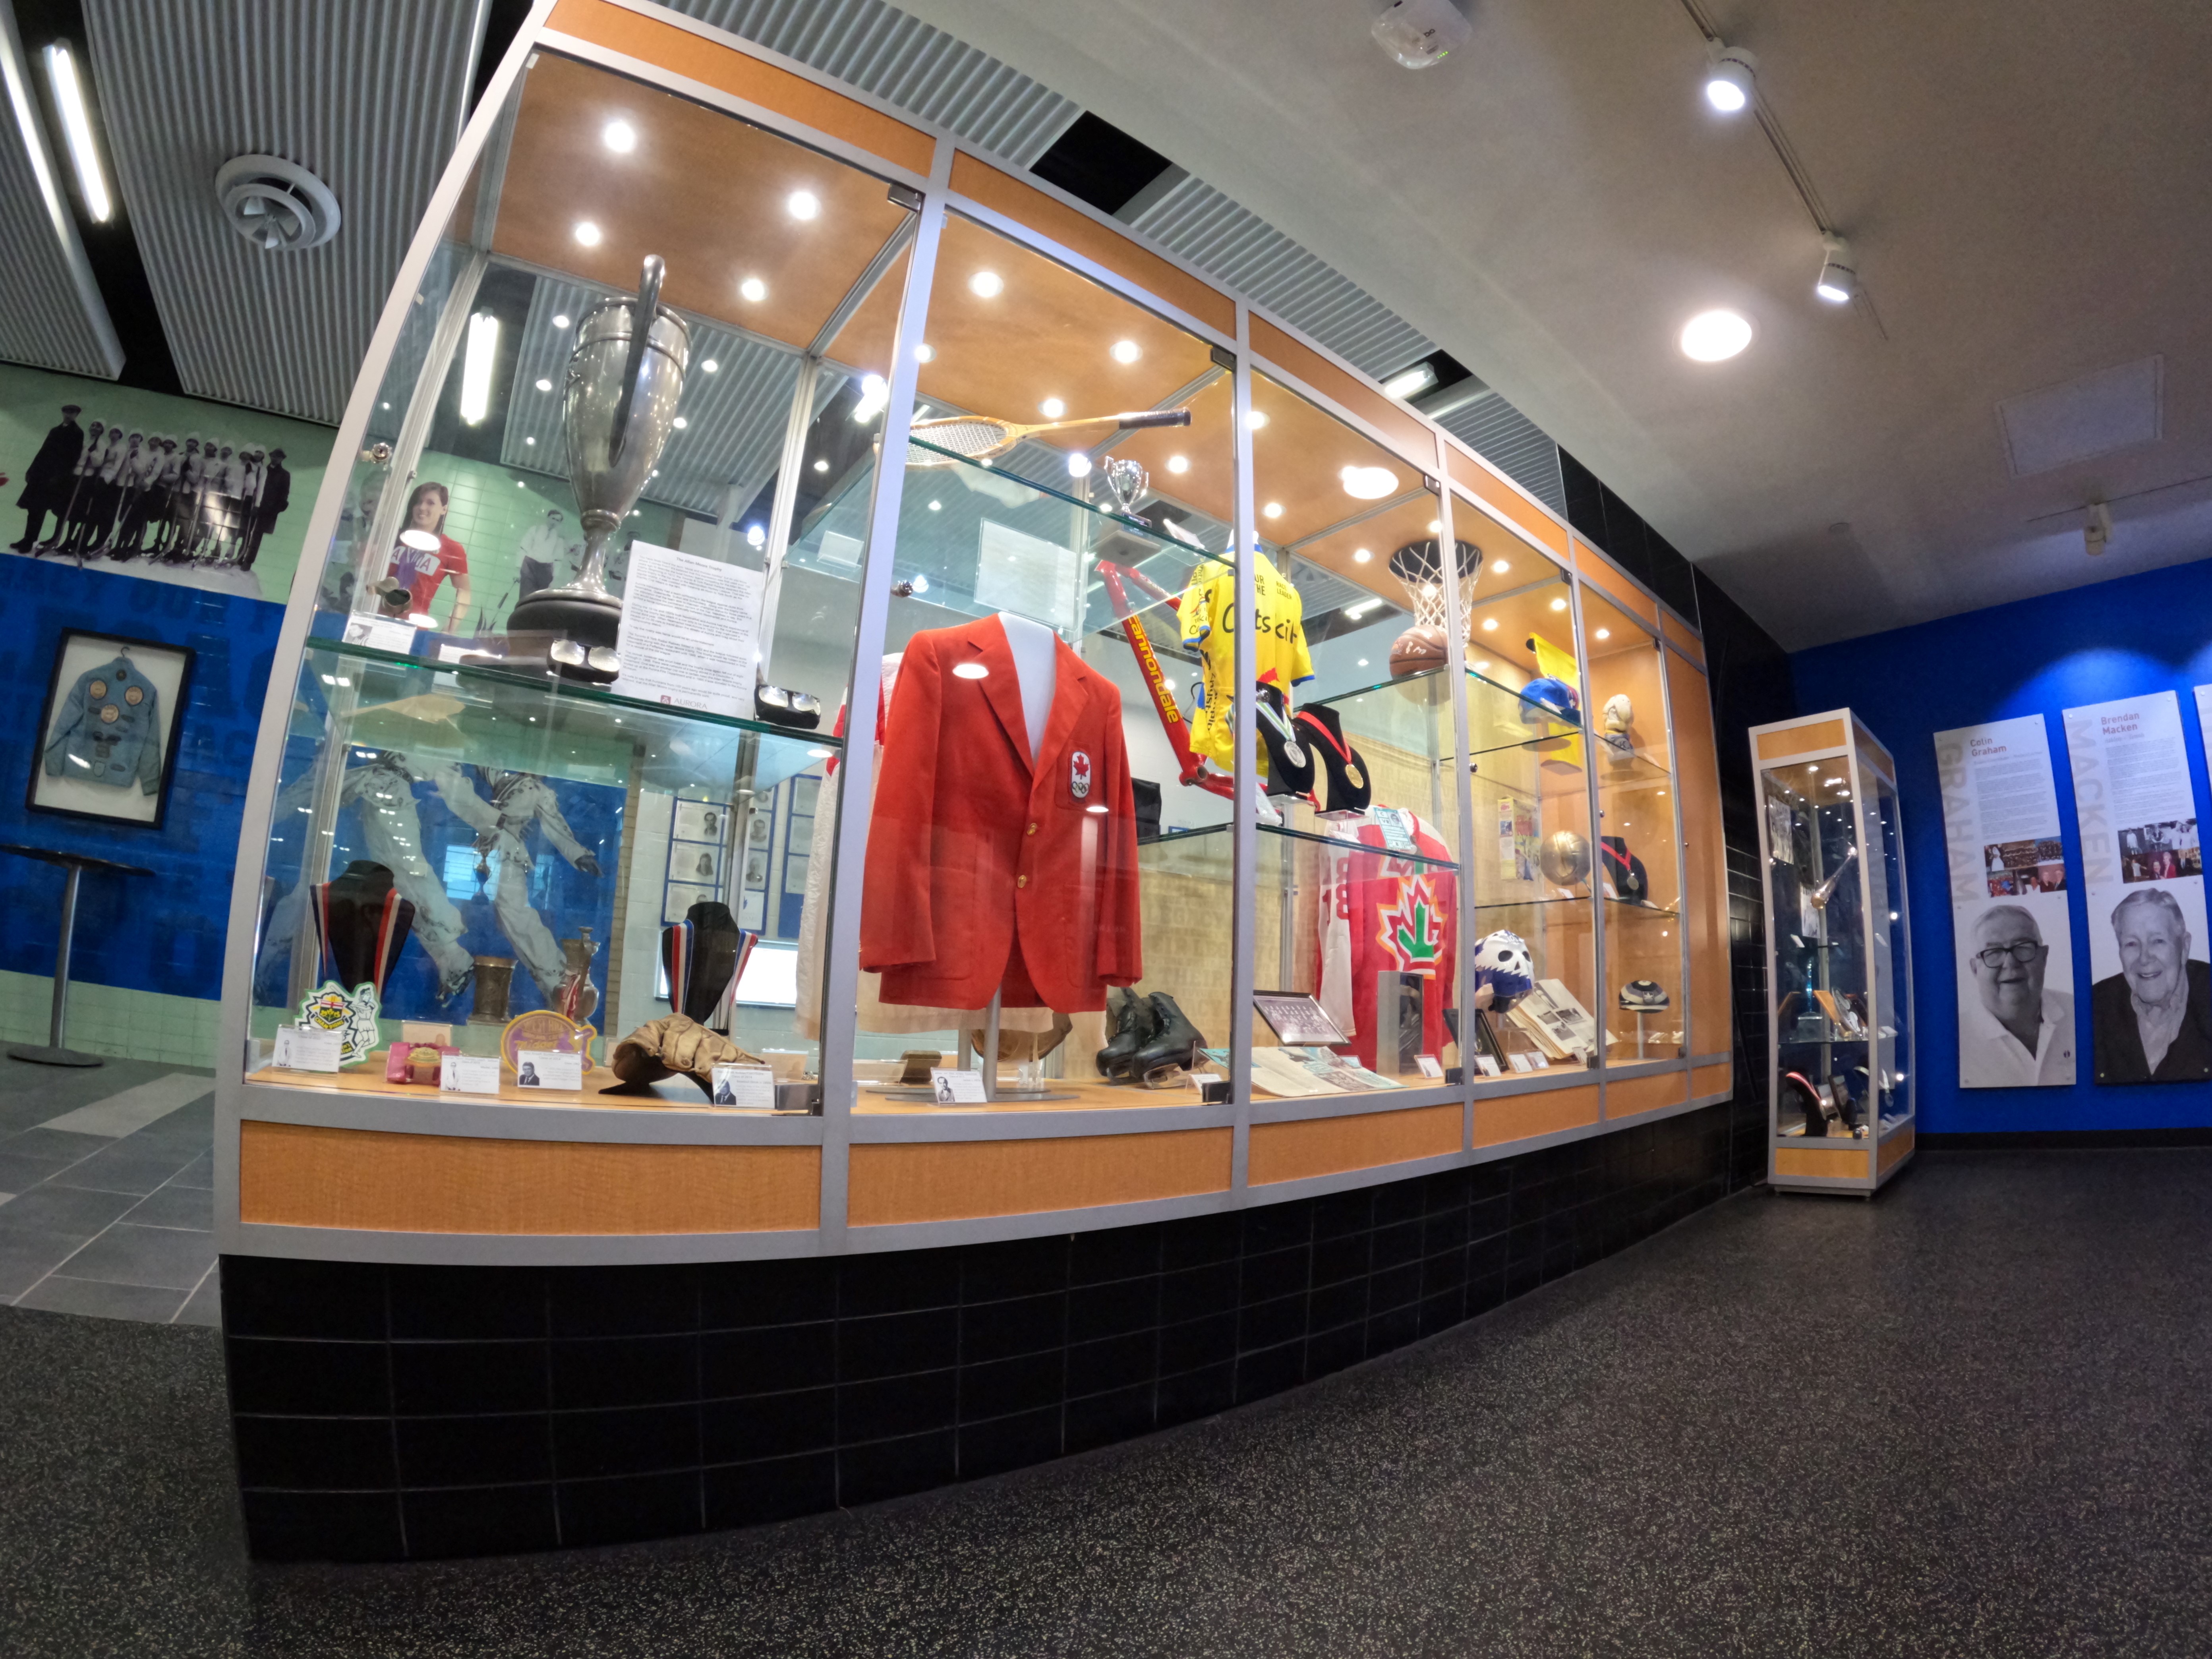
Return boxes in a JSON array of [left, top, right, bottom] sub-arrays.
[[1792, 557, 2212, 1134], [0, 560, 282, 1001]]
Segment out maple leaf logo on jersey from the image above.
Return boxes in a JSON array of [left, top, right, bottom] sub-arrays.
[[1375, 875, 1444, 972]]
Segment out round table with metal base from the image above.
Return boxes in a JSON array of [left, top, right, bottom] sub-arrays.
[[1, 843, 153, 1068]]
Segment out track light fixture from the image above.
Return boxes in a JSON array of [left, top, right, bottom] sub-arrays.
[[1814, 234, 1857, 304], [1703, 44, 1757, 115]]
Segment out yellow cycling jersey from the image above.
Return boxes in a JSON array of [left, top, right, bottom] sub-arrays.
[[1178, 549, 1314, 767]]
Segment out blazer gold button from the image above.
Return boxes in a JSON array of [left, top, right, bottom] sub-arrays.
[[1026, 822, 1037, 835], [1016, 874, 1028, 888]]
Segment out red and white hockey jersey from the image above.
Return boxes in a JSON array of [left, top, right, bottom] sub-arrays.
[[1315, 808, 1459, 1069]]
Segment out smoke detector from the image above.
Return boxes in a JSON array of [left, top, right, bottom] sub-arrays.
[[215, 154, 341, 251], [1373, 0, 1471, 68]]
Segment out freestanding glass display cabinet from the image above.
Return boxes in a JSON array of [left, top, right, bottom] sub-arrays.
[[1751, 709, 1916, 1195], [209, 0, 1737, 1559]]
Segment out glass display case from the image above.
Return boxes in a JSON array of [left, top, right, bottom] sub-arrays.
[[1753, 709, 1916, 1194], [217, 2, 1733, 1260]]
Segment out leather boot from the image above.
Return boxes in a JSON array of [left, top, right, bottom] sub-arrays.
[[1096, 988, 1158, 1080], [1131, 992, 1205, 1077]]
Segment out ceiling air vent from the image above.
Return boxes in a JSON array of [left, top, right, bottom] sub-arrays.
[[215, 154, 341, 251]]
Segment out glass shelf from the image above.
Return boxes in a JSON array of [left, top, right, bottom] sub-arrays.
[[291, 639, 836, 799], [1140, 819, 1462, 877]]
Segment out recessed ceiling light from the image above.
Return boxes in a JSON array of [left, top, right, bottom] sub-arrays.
[[1067, 452, 1092, 478], [851, 373, 889, 423], [701, 358, 718, 373], [927, 500, 940, 511], [1704, 45, 1758, 115], [1595, 627, 1610, 640], [602, 119, 636, 153], [746, 524, 766, 546], [1245, 410, 1268, 431], [551, 314, 571, 330], [1111, 339, 1141, 364], [1475, 659, 1490, 672], [573, 220, 601, 247], [1340, 465, 1397, 500], [1263, 502, 1284, 518], [787, 189, 820, 220], [969, 270, 1003, 298], [1550, 597, 1568, 611], [673, 416, 688, 429], [813, 457, 829, 472], [739, 276, 767, 303], [1481, 617, 1498, 631], [1491, 558, 1509, 574], [1353, 547, 1372, 563], [1427, 519, 1442, 534], [1680, 309, 1753, 362], [1040, 397, 1065, 418], [1167, 454, 1189, 474], [1381, 363, 1437, 400], [915, 343, 934, 362], [524, 436, 535, 445]]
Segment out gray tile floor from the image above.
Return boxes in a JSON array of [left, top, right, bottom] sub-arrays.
[[0, 1055, 217, 1325]]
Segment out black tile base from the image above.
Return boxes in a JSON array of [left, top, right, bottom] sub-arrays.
[[224, 1098, 1742, 1560]]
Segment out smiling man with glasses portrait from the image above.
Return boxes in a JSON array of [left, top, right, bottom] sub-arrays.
[[1961, 903, 2076, 1085]]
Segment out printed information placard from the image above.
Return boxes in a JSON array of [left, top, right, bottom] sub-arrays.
[[2061, 691, 2210, 1084], [1933, 715, 2075, 1086]]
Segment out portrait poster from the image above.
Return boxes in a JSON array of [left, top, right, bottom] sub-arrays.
[[2061, 691, 2211, 1084], [1933, 715, 2075, 1087]]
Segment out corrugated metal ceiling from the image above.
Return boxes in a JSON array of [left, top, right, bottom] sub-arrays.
[[79, 0, 483, 425]]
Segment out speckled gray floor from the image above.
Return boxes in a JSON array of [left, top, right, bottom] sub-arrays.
[[8, 1149, 2212, 1657]]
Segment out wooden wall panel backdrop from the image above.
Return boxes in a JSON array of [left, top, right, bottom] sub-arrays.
[[847, 1129, 1233, 1226], [547, 0, 935, 175], [1573, 539, 1659, 627], [1605, 1069, 1688, 1118], [1669, 653, 1731, 1062], [1444, 443, 1571, 559], [1878, 1125, 1916, 1175], [238, 1121, 821, 1234], [1251, 316, 1436, 465], [1662, 610, 1704, 667], [1692, 1062, 1731, 1098], [1756, 719, 1846, 761], [949, 156, 1235, 335], [1247, 1103, 1462, 1186], [1474, 1083, 1600, 1147]]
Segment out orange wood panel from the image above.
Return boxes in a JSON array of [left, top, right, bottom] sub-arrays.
[[1878, 1123, 1916, 1175], [238, 1121, 820, 1234], [1669, 653, 1731, 1063], [1446, 443, 1571, 559], [1247, 1104, 1462, 1187], [1854, 717, 1897, 783], [1606, 1069, 1688, 1118], [1774, 1146, 1870, 1181], [547, 0, 934, 174], [1474, 1083, 1601, 1148], [1572, 539, 1659, 627], [1692, 1063, 1732, 1098], [1662, 609, 1704, 666], [1756, 719, 1847, 761], [847, 1129, 1231, 1226], [1251, 315, 1435, 465], [949, 155, 1234, 335]]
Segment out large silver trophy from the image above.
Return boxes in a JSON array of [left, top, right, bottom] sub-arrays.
[[509, 254, 691, 682]]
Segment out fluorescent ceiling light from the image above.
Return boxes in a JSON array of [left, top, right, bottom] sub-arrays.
[[1344, 597, 1384, 619], [1680, 309, 1753, 362], [1340, 464, 1398, 500], [1704, 45, 1757, 114], [43, 44, 109, 221], [1381, 362, 1437, 400], [4, 35, 66, 230], [458, 313, 498, 423]]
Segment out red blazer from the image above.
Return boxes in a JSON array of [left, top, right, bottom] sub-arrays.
[[861, 617, 1142, 1011]]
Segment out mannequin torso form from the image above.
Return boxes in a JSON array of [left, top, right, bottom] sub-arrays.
[[996, 612, 1058, 761]]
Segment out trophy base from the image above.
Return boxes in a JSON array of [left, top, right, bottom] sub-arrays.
[[507, 588, 623, 683]]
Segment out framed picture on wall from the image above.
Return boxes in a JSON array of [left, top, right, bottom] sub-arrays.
[[26, 630, 194, 830]]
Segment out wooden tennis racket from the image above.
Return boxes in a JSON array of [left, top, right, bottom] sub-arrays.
[[907, 406, 1191, 466]]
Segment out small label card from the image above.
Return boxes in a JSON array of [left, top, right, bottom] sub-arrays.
[[514, 1049, 584, 1091], [273, 1026, 343, 1073], [440, 1054, 503, 1095], [710, 1063, 778, 1109], [1508, 1052, 1535, 1073], [928, 1067, 989, 1104], [1473, 1054, 1502, 1077], [1532, 1054, 1553, 1069], [1414, 1054, 1445, 1079]]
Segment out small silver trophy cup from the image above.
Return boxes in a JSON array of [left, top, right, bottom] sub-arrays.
[[1103, 456, 1148, 518], [507, 254, 691, 682]]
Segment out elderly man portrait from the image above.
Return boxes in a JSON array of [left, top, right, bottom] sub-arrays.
[[1961, 904, 2075, 1085], [2091, 887, 2212, 1083]]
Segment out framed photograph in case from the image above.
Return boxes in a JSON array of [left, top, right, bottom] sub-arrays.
[[26, 630, 194, 830]]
